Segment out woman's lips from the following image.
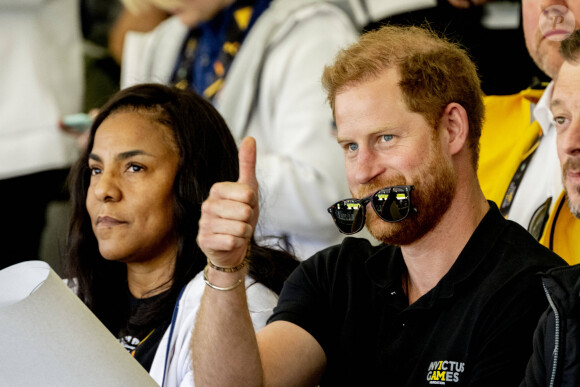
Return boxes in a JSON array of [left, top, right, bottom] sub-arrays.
[[96, 216, 125, 227]]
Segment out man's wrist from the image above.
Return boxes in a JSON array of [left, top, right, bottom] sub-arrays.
[[207, 245, 251, 273], [203, 265, 245, 291]]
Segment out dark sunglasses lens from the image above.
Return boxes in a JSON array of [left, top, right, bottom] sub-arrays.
[[372, 188, 410, 222], [331, 200, 365, 234]]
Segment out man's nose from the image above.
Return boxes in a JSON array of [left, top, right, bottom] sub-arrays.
[[353, 147, 385, 185]]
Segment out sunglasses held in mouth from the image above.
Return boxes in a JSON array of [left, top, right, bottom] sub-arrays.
[[327, 185, 417, 234]]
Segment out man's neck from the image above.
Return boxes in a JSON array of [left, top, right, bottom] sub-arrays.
[[401, 186, 489, 304]]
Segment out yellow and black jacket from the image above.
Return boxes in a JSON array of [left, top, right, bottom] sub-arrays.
[[539, 191, 580, 265], [479, 87, 578, 265], [478, 88, 544, 206]]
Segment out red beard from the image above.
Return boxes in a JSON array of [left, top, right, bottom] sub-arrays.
[[363, 142, 457, 246]]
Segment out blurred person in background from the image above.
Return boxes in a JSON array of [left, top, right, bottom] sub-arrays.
[[0, 0, 83, 270], [521, 30, 580, 385], [81, 0, 171, 110], [477, 0, 580, 264], [368, 0, 545, 96]]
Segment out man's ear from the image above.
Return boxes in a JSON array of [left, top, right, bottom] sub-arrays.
[[441, 102, 469, 156]]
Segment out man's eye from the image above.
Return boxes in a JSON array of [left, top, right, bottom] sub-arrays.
[[554, 116, 567, 125], [348, 143, 359, 151], [381, 135, 393, 142]]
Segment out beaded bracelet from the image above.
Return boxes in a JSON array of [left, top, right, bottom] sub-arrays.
[[203, 265, 242, 291], [206, 245, 251, 273]]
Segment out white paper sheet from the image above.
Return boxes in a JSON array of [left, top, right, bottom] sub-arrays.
[[0, 260, 158, 386]]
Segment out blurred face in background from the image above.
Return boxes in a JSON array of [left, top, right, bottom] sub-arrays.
[[522, 0, 580, 79]]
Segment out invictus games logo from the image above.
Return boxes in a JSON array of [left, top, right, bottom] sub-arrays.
[[539, 5, 575, 42], [426, 360, 465, 385]]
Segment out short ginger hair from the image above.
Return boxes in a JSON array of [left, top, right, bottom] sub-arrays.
[[322, 25, 484, 169]]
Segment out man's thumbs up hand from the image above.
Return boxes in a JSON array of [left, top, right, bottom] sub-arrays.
[[197, 137, 259, 269], [237, 137, 258, 191]]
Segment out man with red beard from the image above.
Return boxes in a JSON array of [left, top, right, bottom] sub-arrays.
[[192, 25, 566, 386], [522, 30, 580, 386]]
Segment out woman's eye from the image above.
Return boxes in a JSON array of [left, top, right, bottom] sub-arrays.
[[89, 167, 101, 176], [381, 135, 393, 142], [128, 164, 144, 173]]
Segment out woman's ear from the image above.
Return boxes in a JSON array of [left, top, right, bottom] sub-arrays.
[[441, 102, 469, 156]]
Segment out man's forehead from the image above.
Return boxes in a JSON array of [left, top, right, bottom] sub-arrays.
[[334, 81, 404, 138], [335, 70, 401, 108], [553, 61, 580, 99]]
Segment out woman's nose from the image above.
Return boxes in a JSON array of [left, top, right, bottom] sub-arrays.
[[91, 170, 121, 203]]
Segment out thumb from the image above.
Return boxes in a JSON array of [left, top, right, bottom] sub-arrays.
[[237, 137, 258, 191]]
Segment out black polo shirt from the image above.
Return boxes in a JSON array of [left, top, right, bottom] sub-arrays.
[[268, 203, 567, 386]]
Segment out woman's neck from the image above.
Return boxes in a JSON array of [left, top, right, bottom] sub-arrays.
[[126, 252, 176, 298]]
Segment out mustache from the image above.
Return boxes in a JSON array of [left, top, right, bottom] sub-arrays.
[[563, 158, 580, 176], [353, 176, 408, 199]]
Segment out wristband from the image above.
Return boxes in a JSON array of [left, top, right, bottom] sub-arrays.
[[207, 245, 251, 273]]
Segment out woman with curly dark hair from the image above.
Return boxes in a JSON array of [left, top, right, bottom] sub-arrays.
[[64, 83, 297, 386]]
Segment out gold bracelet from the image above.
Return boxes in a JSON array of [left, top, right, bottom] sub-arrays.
[[207, 245, 251, 273], [203, 265, 243, 291]]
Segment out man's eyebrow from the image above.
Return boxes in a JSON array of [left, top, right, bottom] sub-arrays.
[[88, 150, 151, 162], [550, 98, 565, 110], [336, 127, 392, 143]]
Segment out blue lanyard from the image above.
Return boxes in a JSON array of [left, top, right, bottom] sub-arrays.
[[161, 285, 187, 387]]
